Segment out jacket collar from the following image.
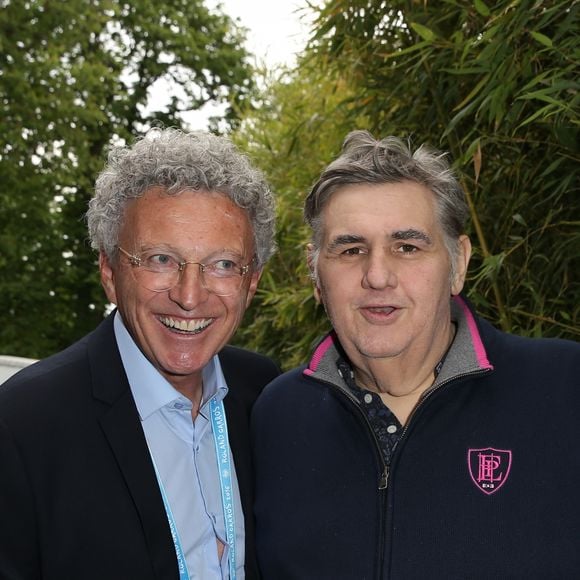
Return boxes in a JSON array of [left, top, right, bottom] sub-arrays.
[[304, 295, 494, 392]]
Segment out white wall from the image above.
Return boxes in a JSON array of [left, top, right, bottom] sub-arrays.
[[0, 355, 36, 384]]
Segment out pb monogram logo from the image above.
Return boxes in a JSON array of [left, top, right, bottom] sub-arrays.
[[467, 448, 512, 495]]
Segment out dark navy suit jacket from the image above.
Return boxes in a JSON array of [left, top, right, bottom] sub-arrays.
[[0, 314, 279, 579]]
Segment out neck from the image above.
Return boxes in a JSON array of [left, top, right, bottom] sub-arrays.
[[170, 377, 204, 419], [354, 366, 434, 425], [353, 323, 456, 424]]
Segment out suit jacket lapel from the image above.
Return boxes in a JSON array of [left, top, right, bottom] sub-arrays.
[[222, 363, 260, 578], [88, 316, 178, 580]]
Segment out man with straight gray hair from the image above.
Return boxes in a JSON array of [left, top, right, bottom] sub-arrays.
[[252, 130, 580, 579], [0, 128, 280, 579]]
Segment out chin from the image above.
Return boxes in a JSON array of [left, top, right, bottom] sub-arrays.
[[357, 345, 402, 360]]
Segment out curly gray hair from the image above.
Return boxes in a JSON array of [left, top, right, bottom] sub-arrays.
[[87, 128, 276, 268], [305, 130, 469, 278]]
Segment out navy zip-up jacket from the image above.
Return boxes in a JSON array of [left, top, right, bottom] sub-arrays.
[[252, 297, 580, 579]]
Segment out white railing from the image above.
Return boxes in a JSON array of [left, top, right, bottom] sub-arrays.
[[0, 355, 36, 384]]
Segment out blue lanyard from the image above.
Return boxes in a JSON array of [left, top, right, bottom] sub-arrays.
[[149, 397, 237, 579], [210, 398, 237, 580]]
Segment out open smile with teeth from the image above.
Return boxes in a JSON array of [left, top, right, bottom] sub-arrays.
[[159, 316, 213, 334]]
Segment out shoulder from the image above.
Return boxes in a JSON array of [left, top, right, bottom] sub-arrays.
[[455, 296, 579, 375], [1, 337, 89, 401], [0, 335, 96, 446], [479, 316, 580, 385], [263, 365, 308, 389], [481, 316, 579, 360], [219, 345, 281, 378], [251, 365, 334, 438], [253, 366, 310, 412], [0, 317, 116, 419], [219, 345, 281, 406]]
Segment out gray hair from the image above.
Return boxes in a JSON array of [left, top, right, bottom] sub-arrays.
[[87, 128, 276, 268], [305, 130, 469, 275]]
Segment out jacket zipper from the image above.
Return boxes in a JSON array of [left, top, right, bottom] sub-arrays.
[[395, 368, 492, 445], [328, 382, 389, 489], [312, 367, 491, 579], [315, 379, 388, 579]]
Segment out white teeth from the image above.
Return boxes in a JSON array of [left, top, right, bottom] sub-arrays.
[[160, 317, 212, 333]]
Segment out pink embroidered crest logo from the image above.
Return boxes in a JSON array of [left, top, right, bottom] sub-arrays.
[[468, 448, 512, 495]]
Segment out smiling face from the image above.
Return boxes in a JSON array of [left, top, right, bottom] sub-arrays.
[[100, 188, 260, 395], [311, 180, 471, 372]]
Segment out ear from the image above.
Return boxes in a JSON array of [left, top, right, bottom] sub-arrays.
[[451, 235, 472, 296], [244, 268, 262, 308], [99, 251, 118, 305], [306, 243, 322, 304], [312, 285, 322, 304]]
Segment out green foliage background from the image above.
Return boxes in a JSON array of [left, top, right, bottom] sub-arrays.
[[0, 0, 253, 357], [0, 0, 578, 369], [234, 0, 579, 369]]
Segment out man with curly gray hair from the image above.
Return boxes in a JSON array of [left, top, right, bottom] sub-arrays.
[[0, 128, 280, 579]]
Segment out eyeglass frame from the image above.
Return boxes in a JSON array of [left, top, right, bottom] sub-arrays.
[[116, 245, 255, 296]]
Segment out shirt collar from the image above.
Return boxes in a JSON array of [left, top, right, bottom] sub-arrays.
[[113, 312, 228, 421]]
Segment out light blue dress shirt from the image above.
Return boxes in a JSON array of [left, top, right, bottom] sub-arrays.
[[113, 313, 245, 579]]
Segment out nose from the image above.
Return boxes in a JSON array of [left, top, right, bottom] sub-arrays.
[[362, 251, 397, 290], [168, 262, 209, 309]]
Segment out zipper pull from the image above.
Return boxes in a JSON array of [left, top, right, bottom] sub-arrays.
[[379, 465, 389, 490]]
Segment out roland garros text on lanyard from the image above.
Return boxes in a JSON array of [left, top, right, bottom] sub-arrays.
[[150, 397, 237, 580], [210, 397, 237, 580]]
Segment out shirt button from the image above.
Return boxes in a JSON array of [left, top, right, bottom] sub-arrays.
[[174, 402, 184, 409], [387, 424, 397, 434], [363, 393, 373, 404]]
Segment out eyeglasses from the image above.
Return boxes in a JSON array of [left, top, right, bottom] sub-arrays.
[[117, 246, 254, 296]]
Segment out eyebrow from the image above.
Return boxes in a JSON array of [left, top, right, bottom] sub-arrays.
[[327, 234, 367, 251], [392, 229, 433, 245], [328, 229, 432, 250], [138, 244, 245, 259]]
